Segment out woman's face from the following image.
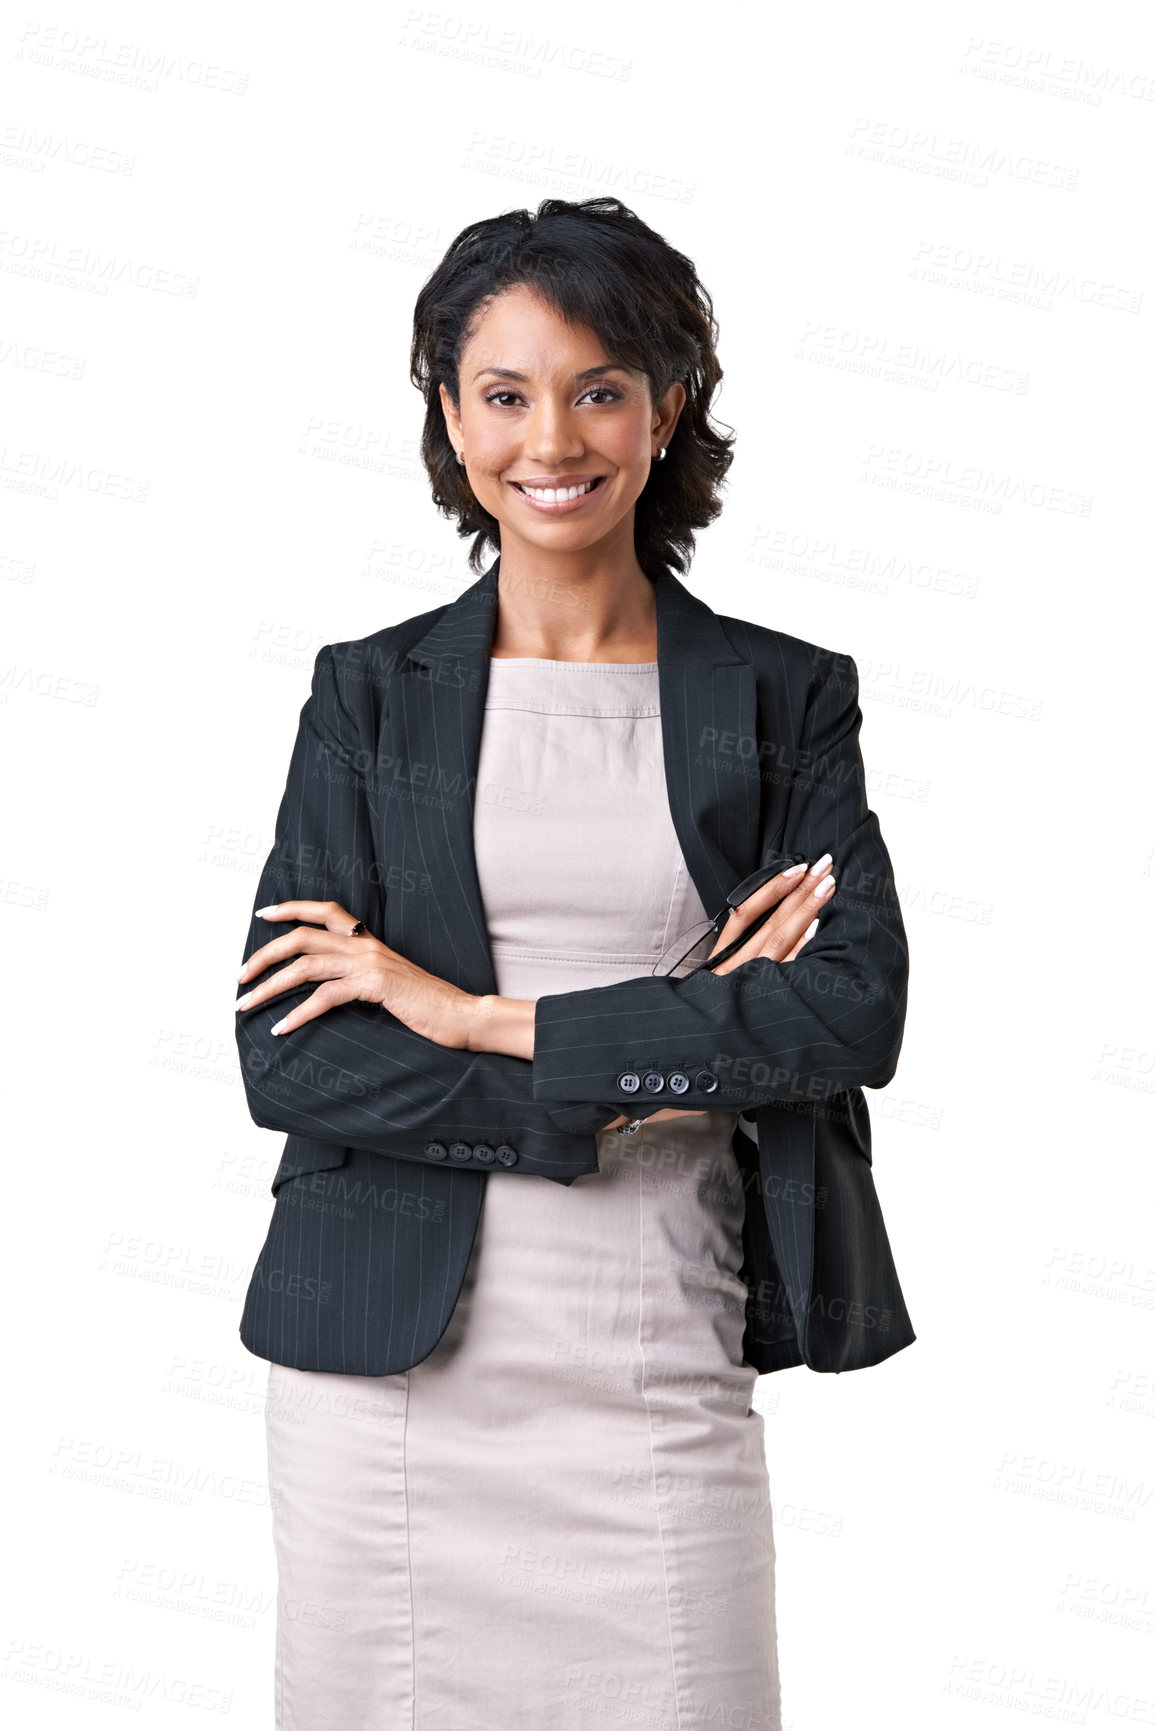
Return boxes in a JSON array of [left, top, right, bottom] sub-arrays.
[[440, 282, 685, 563]]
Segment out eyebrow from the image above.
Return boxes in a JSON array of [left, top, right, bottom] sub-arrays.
[[471, 363, 628, 383]]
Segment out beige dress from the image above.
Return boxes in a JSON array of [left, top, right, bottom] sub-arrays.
[[264, 657, 781, 1731]]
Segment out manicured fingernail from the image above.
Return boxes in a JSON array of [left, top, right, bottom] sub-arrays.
[[804, 917, 819, 939], [808, 853, 832, 877], [813, 874, 835, 899], [270, 1018, 287, 1035], [235, 992, 253, 1010], [782, 862, 806, 876], [255, 905, 280, 917]]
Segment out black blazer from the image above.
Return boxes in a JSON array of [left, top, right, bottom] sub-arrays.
[[235, 554, 914, 1377]]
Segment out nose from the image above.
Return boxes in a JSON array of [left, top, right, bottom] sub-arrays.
[[522, 399, 584, 465]]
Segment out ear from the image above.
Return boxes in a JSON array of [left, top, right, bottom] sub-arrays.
[[439, 381, 463, 452], [653, 378, 687, 446]]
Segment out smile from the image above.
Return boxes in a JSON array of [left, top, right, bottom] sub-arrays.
[[509, 476, 606, 511]]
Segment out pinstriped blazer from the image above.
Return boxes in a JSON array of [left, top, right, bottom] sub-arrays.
[[235, 553, 914, 1377]]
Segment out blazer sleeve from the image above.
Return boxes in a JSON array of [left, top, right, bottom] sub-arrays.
[[234, 645, 623, 1183], [530, 649, 909, 1113]]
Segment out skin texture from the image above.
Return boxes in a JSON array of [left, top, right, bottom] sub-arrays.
[[235, 286, 836, 1129]]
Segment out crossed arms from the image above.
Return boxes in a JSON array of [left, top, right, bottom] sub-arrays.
[[234, 642, 908, 1182]]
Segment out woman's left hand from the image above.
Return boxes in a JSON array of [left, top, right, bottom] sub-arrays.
[[706, 857, 834, 974], [235, 900, 482, 1048]]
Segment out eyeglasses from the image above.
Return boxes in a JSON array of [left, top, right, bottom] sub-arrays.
[[651, 855, 810, 978]]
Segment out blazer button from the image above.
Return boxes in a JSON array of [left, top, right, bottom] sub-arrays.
[[642, 1071, 665, 1094], [694, 1070, 719, 1093], [424, 1140, 448, 1160], [495, 1144, 519, 1167], [448, 1141, 473, 1161], [473, 1143, 496, 1165], [617, 1071, 641, 1094], [667, 1071, 690, 1094]]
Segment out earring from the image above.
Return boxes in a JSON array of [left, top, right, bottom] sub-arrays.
[[654, 446, 667, 462], [456, 450, 465, 465]]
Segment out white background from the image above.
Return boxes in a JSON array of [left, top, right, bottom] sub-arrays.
[[3, 2, 1153, 1726]]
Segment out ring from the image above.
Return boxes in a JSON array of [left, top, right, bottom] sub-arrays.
[[348, 920, 367, 936]]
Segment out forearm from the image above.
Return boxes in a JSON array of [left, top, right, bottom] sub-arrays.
[[237, 981, 624, 1178], [531, 933, 904, 1116], [468, 994, 537, 1061]]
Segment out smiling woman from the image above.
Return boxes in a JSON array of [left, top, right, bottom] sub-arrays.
[[234, 196, 912, 1731]]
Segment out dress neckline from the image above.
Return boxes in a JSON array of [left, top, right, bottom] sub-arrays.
[[488, 656, 658, 670]]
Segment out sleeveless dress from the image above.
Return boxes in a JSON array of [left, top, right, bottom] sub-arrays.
[[264, 657, 782, 1731]]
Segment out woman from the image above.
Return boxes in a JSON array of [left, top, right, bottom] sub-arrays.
[[234, 196, 911, 1730]]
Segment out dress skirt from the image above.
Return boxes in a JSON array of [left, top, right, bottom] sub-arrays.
[[264, 657, 782, 1730]]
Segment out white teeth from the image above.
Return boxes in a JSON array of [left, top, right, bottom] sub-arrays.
[[518, 480, 597, 502]]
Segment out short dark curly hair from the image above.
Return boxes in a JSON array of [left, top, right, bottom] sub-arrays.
[[409, 197, 735, 581]]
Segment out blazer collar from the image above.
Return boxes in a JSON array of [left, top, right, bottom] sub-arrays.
[[392, 554, 760, 996]]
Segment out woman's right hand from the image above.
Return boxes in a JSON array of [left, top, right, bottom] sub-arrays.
[[600, 1107, 709, 1132], [599, 855, 838, 1131]]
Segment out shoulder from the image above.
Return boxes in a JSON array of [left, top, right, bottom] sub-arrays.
[[308, 595, 457, 724], [714, 608, 859, 699], [327, 598, 450, 682]]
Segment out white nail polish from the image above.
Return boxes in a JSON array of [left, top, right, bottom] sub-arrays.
[[255, 905, 280, 917], [782, 862, 806, 877], [270, 1018, 286, 1035], [804, 917, 819, 939], [808, 853, 832, 877], [235, 992, 253, 1010], [813, 875, 835, 898]]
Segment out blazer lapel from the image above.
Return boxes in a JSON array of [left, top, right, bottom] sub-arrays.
[[388, 554, 760, 997], [653, 572, 761, 922]]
